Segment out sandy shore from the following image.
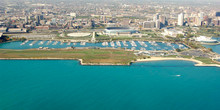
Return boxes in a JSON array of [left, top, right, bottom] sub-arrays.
[[134, 57, 220, 67]]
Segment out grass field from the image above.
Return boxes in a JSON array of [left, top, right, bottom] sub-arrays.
[[194, 57, 217, 64], [0, 49, 136, 64]]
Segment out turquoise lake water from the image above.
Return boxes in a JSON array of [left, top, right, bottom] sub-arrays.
[[0, 60, 220, 110]]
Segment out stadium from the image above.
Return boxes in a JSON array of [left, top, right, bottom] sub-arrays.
[[103, 27, 138, 35]]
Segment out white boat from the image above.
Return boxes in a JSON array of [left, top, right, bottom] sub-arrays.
[[47, 40, 52, 45], [102, 42, 105, 46], [60, 41, 64, 45], [131, 47, 136, 50], [21, 40, 29, 45], [80, 42, 86, 45], [110, 41, 115, 47], [116, 41, 121, 47], [38, 41, 45, 45], [167, 43, 172, 46], [52, 41, 58, 45], [130, 41, 137, 47], [105, 42, 108, 46], [122, 41, 128, 46], [29, 41, 37, 46]]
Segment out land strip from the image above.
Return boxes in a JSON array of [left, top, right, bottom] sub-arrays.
[[0, 49, 220, 67]]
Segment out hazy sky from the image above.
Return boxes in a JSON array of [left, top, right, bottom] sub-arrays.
[[1, 0, 220, 4]]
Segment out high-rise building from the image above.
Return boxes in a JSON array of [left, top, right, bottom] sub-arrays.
[[35, 15, 40, 25], [195, 17, 202, 26], [198, 12, 204, 21], [155, 20, 161, 29], [178, 13, 184, 26], [159, 15, 166, 25], [216, 12, 220, 17], [153, 13, 160, 22], [25, 16, 28, 24], [39, 15, 44, 20]]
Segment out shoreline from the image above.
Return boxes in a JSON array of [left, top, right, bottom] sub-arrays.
[[134, 57, 220, 67], [1, 57, 220, 67], [0, 58, 129, 66]]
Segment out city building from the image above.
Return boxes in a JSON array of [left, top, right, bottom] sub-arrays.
[[104, 27, 138, 35], [162, 29, 184, 37], [143, 21, 155, 29], [0, 33, 3, 37], [70, 13, 77, 17], [195, 36, 218, 43], [153, 13, 160, 22], [7, 28, 27, 33], [0, 27, 7, 33], [155, 20, 161, 29], [159, 15, 166, 26], [178, 13, 184, 26], [25, 16, 28, 24]]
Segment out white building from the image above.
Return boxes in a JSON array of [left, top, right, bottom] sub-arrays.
[[178, 13, 184, 26], [162, 29, 184, 37], [0, 33, 3, 37], [195, 36, 218, 43], [70, 13, 77, 17], [153, 13, 160, 22], [198, 12, 204, 21]]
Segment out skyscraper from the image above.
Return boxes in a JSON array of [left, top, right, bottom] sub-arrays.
[[35, 15, 40, 25], [25, 16, 28, 24], [198, 12, 204, 21], [178, 13, 184, 26], [159, 15, 166, 25], [153, 13, 160, 22], [155, 20, 161, 29]]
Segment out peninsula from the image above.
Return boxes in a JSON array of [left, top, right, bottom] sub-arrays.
[[0, 48, 220, 67]]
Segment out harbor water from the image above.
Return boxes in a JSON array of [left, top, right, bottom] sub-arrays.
[[203, 37, 220, 54]]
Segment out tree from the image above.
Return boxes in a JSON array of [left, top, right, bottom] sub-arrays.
[[176, 48, 181, 52], [176, 34, 184, 38], [208, 48, 213, 52]]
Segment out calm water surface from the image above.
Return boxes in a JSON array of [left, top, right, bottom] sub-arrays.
[[0, 60, 220, 110]]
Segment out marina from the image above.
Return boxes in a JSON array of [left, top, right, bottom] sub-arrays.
[[0, 40, 188, 51]]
